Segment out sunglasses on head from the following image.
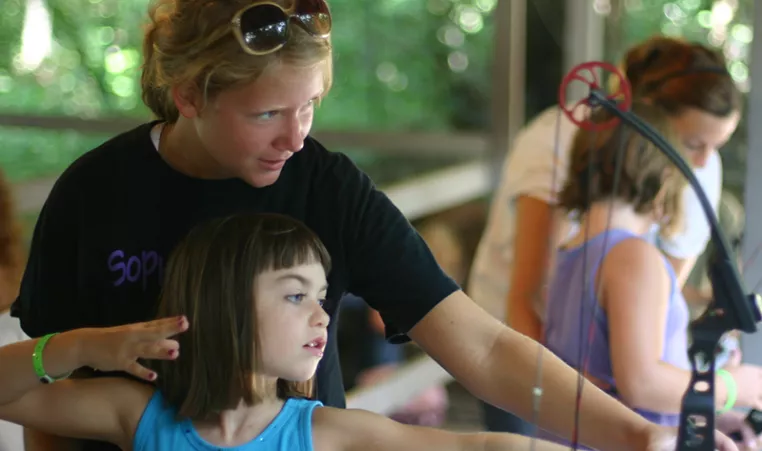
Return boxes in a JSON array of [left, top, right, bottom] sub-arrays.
[[231, 0, 332, 56]]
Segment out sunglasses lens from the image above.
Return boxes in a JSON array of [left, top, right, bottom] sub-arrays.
[[239, 4, 289, 53], [295, 0, 332, 36]]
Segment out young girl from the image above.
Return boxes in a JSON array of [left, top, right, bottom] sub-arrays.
[[0, 212, 579, 451], [541, 103, 762, 445]]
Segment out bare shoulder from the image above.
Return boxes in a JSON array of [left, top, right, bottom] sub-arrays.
[[602, 237, 669, 281], [74, 377, 156, 438], [103, 378, 155, 427], [311, 406, 354, 451], [600, 237, 671, 303]]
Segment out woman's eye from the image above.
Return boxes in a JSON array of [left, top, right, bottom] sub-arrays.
[[286, 294, 305, 303]]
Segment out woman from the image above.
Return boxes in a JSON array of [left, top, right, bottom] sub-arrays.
[[469, 36, 741, 435], [0, 169, 27, 451], [11, 2, 735, 451], [542, 103, 762, 449]]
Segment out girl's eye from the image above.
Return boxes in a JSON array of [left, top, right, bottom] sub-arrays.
[[255, 111, 278, 120]]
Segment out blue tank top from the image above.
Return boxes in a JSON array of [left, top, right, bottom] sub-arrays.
[[133, 391, 323, 450], [544, 229, 690, 427]]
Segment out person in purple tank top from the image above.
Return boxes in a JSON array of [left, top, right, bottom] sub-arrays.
[[542, 103, 762, 449]]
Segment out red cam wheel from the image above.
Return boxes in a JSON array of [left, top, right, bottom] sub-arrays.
[[558, 61, 632, 132]]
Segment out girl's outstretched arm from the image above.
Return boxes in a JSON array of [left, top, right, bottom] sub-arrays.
[[603, 239, 762, 413], [1, 376, 151, 447], [315, 406, 574, 451], [0, 316, 187, 446]]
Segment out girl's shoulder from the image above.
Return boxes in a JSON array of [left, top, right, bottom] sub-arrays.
[[94, 377, 157, 437], [605, 236, 665, 270], [601, 236, 671, 292]]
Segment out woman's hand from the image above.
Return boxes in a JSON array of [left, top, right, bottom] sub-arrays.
[[78, 316, 188, 381], [717, 410, 762, 451], [642, 424, 738, 451]]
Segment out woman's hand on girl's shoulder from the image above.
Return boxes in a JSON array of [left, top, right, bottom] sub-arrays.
[[78, 316, 188, 381]]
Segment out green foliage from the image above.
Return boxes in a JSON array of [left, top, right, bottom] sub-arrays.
[[0, 0, 754, 203], [0, 0, 495, 185]]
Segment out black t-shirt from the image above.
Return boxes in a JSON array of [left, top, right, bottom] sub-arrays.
[[12, 121, 459, 449]]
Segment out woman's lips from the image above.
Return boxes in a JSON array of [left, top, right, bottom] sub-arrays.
[[259, 158, 287, 171]]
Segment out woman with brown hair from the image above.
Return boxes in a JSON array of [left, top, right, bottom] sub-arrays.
[[0, 169, 27, 451], [11, 2, 735, 450], [469, 36, 744, 435]]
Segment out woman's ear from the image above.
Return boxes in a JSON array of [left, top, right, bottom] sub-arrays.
[[171, 82, 204, 119]]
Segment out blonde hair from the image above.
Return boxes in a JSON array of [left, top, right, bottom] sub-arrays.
[[558, 103, 687, 237], [141, 0, 333, 122]]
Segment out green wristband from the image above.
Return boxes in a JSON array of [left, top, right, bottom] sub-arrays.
[[716, 368, 737, 414], [32, 333, 72, 384]]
